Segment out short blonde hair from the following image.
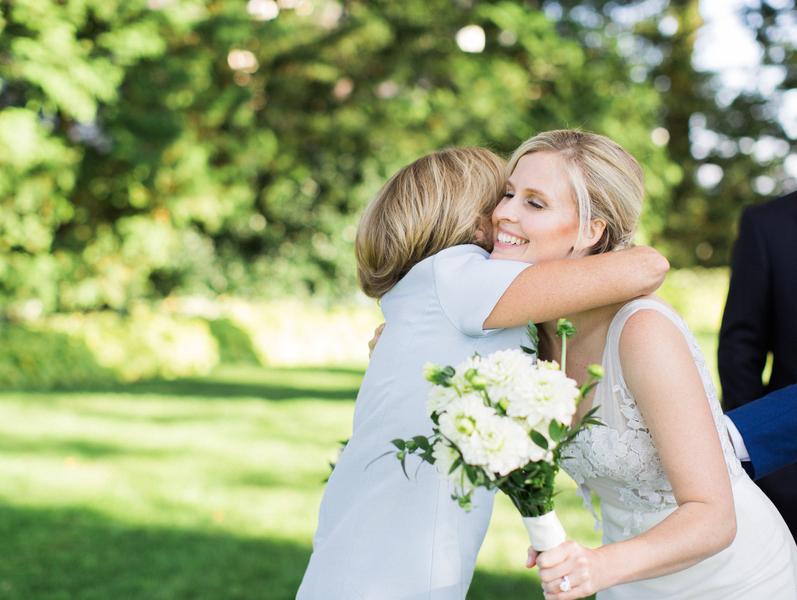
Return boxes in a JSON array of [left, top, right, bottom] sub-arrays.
[[507, 129, 644, 254], [356, 147, 505, 298]]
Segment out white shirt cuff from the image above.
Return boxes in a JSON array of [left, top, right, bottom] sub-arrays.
[[723, 415, 751, 463]]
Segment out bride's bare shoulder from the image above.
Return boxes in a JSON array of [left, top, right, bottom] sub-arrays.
[[617, 296, 692, 380]]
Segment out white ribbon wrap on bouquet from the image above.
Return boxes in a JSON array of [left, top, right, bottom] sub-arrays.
[[522, 510, 567, 551]]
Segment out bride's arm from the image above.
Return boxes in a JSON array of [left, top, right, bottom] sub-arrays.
[[483, 246, 668, 329], [536, 309, 736, 599]]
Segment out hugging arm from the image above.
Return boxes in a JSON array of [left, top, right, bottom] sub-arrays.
[[483, 246, 669, 329], [536, 310, 736, 599]]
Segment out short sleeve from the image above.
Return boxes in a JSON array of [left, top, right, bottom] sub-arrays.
[[433, 245, 530, 337]]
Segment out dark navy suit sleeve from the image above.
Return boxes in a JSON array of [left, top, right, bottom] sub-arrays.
[[726, 384, 797, 479], [718, 207, 772, 409]]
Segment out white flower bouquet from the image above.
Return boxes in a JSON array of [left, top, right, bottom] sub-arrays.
[[393, 320, 602, 551]]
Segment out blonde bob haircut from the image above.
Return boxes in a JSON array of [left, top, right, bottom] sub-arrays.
[[356, 147, 505, 298], [507, 129, 644, 254]]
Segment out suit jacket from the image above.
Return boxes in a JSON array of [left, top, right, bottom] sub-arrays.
[[719, 192, 797, 403], [726, 384, 797, 480], [719, 191, 797, 539]]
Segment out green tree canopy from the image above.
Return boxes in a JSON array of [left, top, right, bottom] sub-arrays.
[[2, 0, 678, 316]]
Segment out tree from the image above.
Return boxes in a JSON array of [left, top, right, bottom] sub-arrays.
[[551, 0, 796, 266], [0, 0, 671, 316]]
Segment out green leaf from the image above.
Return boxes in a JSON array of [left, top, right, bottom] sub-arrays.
[[579, 406, 602, 424], [412, 435, 428, 447], [548, 421, 564, 442], [530, 430, 549, 450], [397, 452, 409, 478], [525, 321, 539, 353], [448, 456, 463, 475]]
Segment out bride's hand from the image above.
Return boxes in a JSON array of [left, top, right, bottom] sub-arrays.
[[526, 547, 539, 569], [535, 540, 604, 600]]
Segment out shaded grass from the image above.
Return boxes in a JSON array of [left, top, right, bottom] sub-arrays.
[[0, 503, 309, 600], [0, 503, 549, 600], [38, 365, 363, 403], [0, 364, 601, 599]]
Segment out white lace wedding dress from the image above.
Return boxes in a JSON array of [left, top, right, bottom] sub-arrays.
[[560, 299, 797, 599]]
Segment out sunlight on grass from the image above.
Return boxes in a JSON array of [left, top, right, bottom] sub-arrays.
[[1, 330, 721, 599], [0, 365, 562, 598], [0, 366, 363, 598]]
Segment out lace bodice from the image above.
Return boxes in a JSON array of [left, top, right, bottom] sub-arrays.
[[560, 299, 744, 536]]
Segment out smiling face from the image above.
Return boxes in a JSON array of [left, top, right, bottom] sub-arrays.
[[491, 152, 586, 264]]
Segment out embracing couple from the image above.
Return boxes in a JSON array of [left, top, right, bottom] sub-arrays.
[[297, 130, 797, 599]]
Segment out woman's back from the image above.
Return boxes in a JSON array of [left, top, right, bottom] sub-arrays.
[[298, 245, 529, 600]]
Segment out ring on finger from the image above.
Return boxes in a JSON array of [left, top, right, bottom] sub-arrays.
[[559, 575, 572, 592]]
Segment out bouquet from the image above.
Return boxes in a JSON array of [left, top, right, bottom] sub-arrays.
[[393, 320, 602, 551]]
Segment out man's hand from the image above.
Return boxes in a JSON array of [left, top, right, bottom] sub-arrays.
[[368, 323, 385, 358]]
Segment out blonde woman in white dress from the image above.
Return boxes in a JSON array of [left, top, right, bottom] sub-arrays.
[[490, 130, 797, 599]]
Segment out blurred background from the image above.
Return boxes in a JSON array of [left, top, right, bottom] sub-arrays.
[[0, 0, 794, 598]]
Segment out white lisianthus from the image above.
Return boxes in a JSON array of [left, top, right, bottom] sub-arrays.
[[437, 394, 542, 475], [437, 394, 496, 462], [505, 359, 579, 428], [432, 440, 474, 494], [476, 415, 539, 475], [426, 384, 459, 416], [462, 349, 535, 389]]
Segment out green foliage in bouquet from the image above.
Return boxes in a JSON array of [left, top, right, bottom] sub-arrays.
[[496, 403, 602, 518]]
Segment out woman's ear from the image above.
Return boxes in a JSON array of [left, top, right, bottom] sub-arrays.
[[575, 218, 607, 253], [473, 215, 494, 250]]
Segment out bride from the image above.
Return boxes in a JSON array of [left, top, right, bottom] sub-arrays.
[[490, 130, 797, 598]]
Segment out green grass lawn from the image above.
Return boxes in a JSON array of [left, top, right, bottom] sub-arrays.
[[0, 364, 604, 599]]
